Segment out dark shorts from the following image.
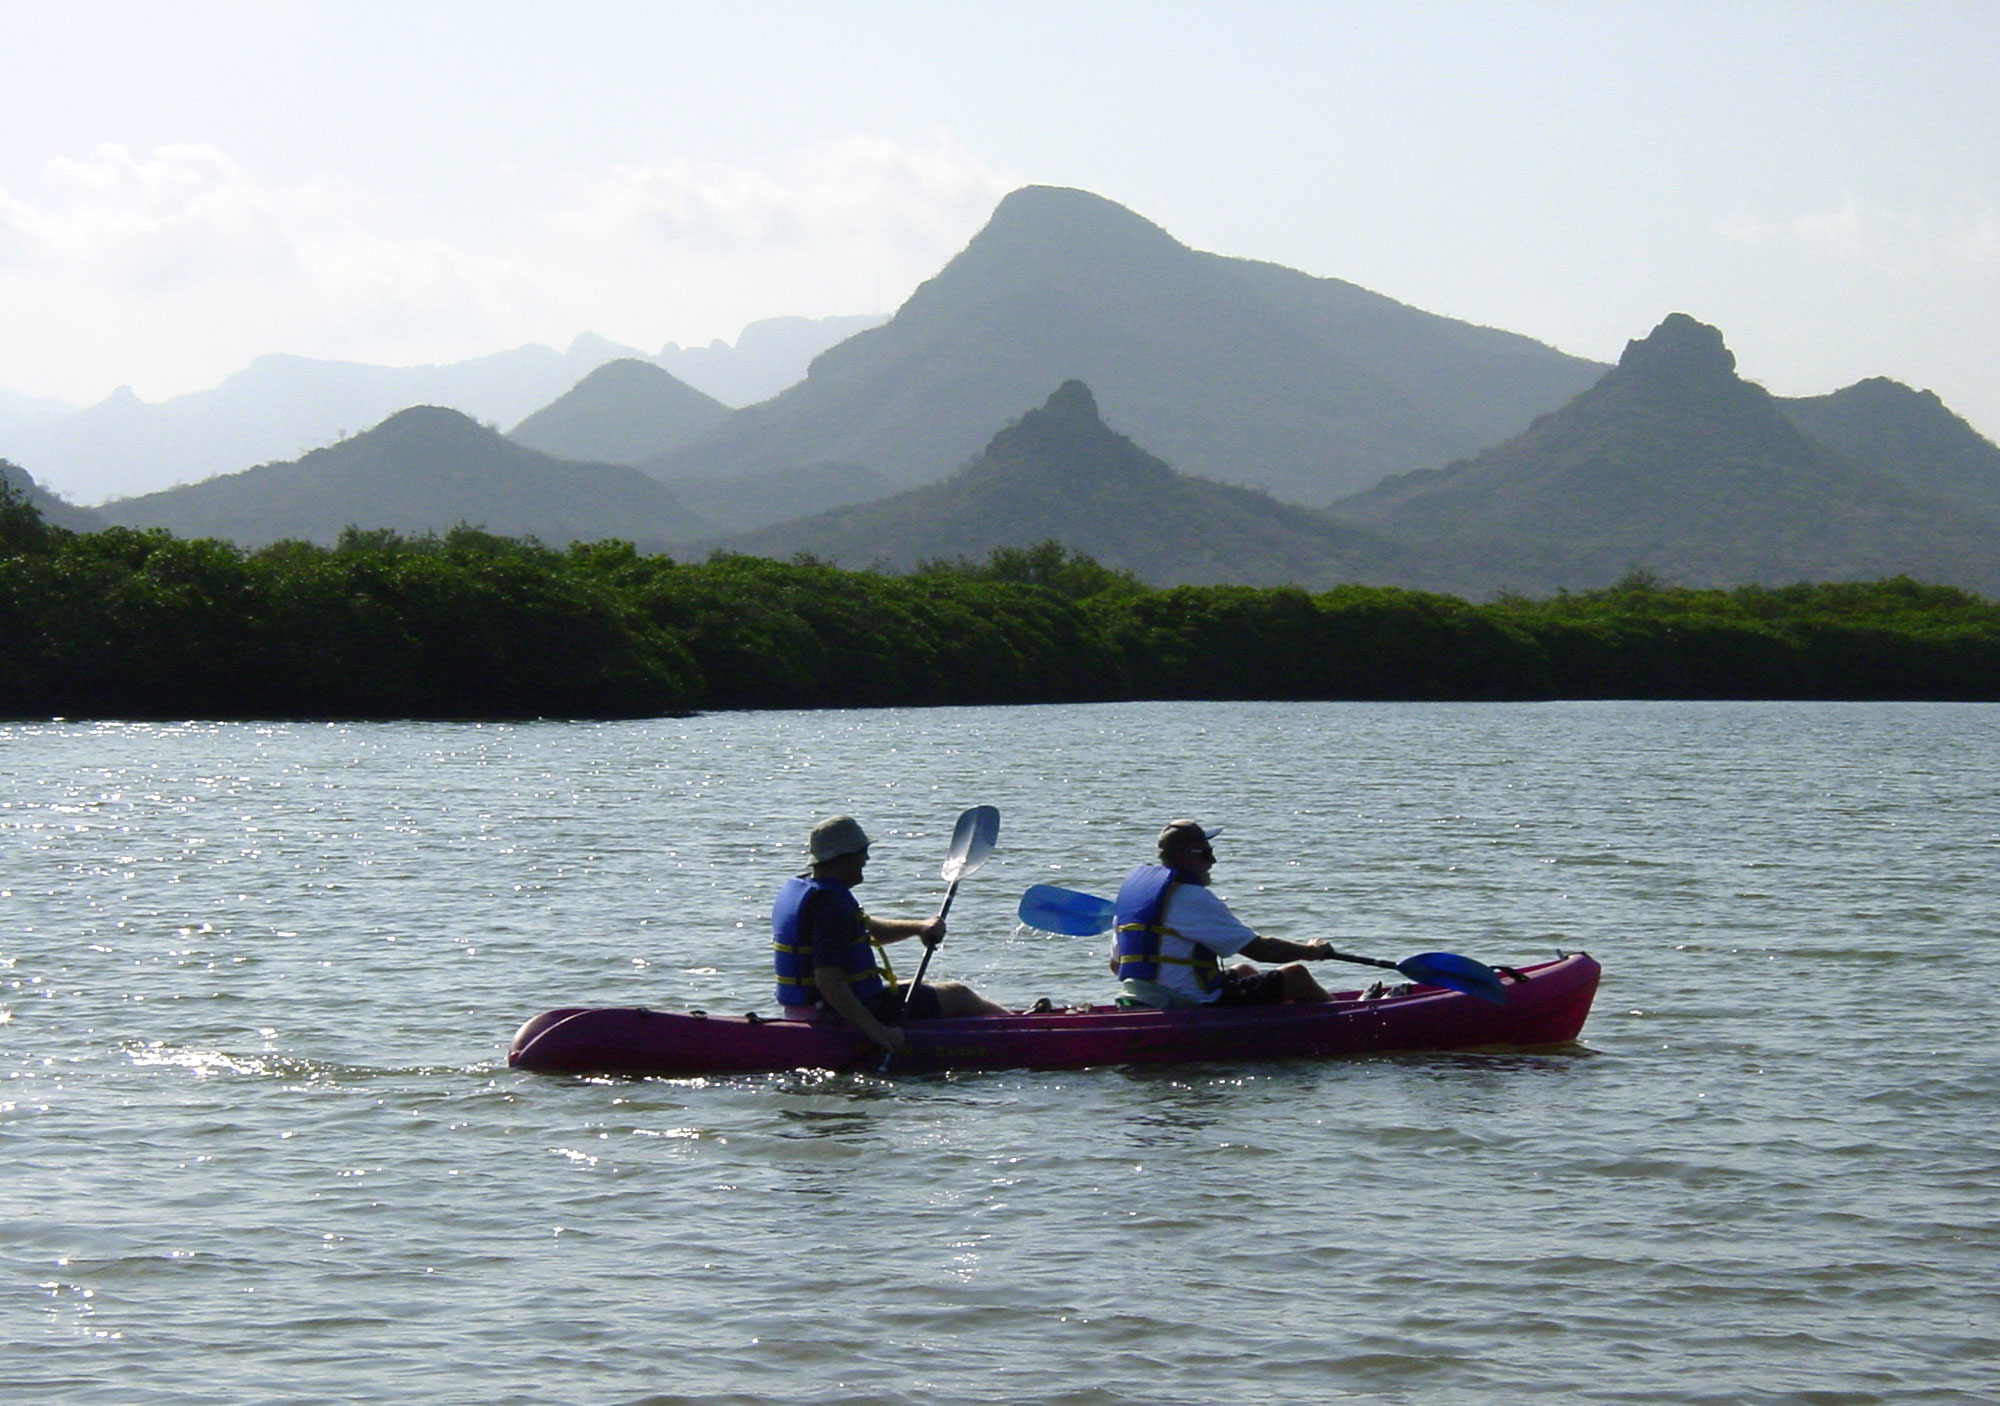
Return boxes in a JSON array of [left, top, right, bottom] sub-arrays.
[[1213, 967, 1289, 1007], [864, 984, 942, 1023]]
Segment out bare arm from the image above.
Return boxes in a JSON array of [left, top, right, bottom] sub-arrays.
[[1241, 935, 1336, 964], [865, 913, 945, 946]]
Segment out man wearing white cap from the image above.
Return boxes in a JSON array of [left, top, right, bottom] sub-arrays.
[[1111, 819, 1338, 1009], [772, 815, 1006, 1051]]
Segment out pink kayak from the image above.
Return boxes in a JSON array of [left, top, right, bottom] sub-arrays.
[[508, 952, 1599, 1076]]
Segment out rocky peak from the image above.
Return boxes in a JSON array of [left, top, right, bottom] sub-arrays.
[[996, 380, 1117, 457], [977, 185, 1183, 254], [1616, 313, 1737, 382], [970, 380, 1173, 493], [907, 186, 1191, 313], [1039, 379, 1100, 425]]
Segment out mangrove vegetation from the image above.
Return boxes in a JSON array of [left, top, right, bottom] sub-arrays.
[[4, 490, 1997, 719]]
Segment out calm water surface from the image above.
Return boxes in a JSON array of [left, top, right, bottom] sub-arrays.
[[4, 702, 1996, 1405]]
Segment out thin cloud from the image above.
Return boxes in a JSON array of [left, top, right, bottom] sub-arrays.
[[532, 134, 1013, 347], [1717, 194, 2000, 276], [0, 135, 1016, 404], [548, 134, 1011, 250], [29, 144, 344, 290]]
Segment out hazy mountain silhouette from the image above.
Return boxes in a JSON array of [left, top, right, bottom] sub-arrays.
[[2, 341, 640, 505], [1, 385, 193, 509], [647, 186, 1605, 507], [507, 359, 732, 464], [1780, 377, 2000, 525], [2, 458, 106, 533], [508, 354, 894, 530], [0, 387, 72, 435], [1333, 314, 2000, 594], [655, 314, 886, 406], [97, 406, 712, 550], [718, 380, 1426, 588], [0, 315, 874, 506]]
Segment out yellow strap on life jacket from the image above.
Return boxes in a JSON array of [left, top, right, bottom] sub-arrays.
[[1115, 920, 1210, 970], [869, 933, 898, 993], [774, 930, 892, 991], [1115, 914, 1220, 993], [1114, 951, 1215, 971], [773, 937, 811, 991]]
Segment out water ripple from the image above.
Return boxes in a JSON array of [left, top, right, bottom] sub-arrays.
[[4, 704, 1998, 1404]]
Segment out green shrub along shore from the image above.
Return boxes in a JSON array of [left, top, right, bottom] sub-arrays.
[[4, 490, 1998, 719]]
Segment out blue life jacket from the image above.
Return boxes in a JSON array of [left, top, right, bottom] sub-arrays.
[[771, 875, 887, 1008], [1112, 864, 1222, 993]]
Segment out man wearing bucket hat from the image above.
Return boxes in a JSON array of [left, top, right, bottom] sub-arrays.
[[772, 815, 1007, 1052], [1110, 819, 1338, 1009]]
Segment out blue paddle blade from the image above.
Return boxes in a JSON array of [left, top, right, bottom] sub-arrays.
[[1018, 884, 1116, 936], [1398, 952, 1508, 1004]]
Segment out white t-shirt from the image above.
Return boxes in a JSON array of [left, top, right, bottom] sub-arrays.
[[1143, 883, 1259, 1004]]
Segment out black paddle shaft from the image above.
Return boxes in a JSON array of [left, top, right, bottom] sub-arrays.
[[877, 892, 947, 1072], [1324, 949, 1400, 971], [893, 876, 959, 1020]]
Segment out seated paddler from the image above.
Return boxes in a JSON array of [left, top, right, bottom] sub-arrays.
[[773, 814, 1007, 1052], [1113, 818, 1340, 1009]]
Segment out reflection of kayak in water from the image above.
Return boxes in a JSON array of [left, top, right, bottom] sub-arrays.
[[507, 952, 1600, 1076]]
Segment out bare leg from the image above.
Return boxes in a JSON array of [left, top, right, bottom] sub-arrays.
[[929, 981, 1011, 1017], [1278, 963, 1330, 1003]]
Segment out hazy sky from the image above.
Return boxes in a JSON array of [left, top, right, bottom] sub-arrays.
[[5, 0, 1997, 438]]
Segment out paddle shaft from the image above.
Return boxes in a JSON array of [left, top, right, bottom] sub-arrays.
[[880, 806, 996, 1071], [898, 876, 961, 1011], [1322, 948, 1401, 972], [878, 882, 954, 1072]]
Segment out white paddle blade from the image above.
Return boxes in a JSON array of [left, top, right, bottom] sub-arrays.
[[941, 805, 1000, 882]]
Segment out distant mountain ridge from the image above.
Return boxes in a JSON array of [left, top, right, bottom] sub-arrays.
[[644, 185, 1608, 507], [97, 406, 711, 551], [654, 314, 887, 407], [0, 387, 72, 435], [12, 180, 2000, 601], [507, 359, 732, 465], [0, 315, 876, 505], [2, 458, 106, 533], [1780, 378, 2000, 524], [5, 342, 638, 506], [1333, 315, 2000, 595], [719, 380, 1427, 588]]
